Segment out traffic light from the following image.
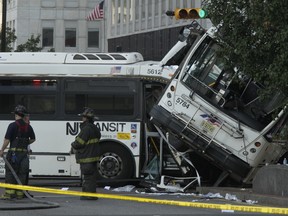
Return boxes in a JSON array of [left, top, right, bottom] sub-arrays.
[[166, 8, 207, 20]]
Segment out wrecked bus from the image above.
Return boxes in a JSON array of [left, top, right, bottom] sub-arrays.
[[150, 22, 288, 186]]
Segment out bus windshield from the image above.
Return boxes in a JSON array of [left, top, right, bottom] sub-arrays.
[[181, 36, 284, 131]]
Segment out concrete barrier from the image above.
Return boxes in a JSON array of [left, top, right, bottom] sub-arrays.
[[253, 165, 288, 197]]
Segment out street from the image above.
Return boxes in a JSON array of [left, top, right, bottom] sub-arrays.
[[0, 179, 287, 216]]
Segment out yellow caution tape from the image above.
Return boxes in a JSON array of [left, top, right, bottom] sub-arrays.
[[1, 182, 288, 215]]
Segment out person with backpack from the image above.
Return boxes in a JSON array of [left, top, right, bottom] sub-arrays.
[[0, 105, 36, 200]]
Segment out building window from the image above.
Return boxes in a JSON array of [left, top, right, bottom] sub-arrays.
[[161, 0, 167, 15], [42, 28, 54, 47], [148, 0, 152, 18], [65, 28, 76, 47], [88, 29, 99, 48], [64, 0, 78, 8]]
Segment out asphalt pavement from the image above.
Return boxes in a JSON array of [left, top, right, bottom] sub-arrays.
[[0, 180, 288, 216], [197, 186, 288, 208]]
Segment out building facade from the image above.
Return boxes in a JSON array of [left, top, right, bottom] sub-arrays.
[[0, 0, 2, 24], [6, 0, 104, 52], [3, 0, 210, 60], [106, 0, 211, 60]]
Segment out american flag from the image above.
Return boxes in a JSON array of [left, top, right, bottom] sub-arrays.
[[86, 1, 104, 21], [200, 114, 221, 127]]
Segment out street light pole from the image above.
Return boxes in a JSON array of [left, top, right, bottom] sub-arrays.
[[1, 0, 7, 52]]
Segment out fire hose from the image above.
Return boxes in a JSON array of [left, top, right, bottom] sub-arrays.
[[0, 156, 60, 210]]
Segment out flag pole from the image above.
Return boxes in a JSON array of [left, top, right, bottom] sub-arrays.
[[103, 0, 107, 52]]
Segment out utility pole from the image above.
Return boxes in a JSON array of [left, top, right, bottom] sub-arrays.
[[1, 0, 7, 52]]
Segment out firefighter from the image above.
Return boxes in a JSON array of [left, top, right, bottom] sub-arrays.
[[71, 107, 101, 200], [0, 105, 36, 199]]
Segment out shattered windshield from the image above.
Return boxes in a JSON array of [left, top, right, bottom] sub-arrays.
[[181, 36, 284, 131]]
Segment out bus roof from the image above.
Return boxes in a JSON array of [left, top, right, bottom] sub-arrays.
[[0, 52, 176, 82], [0, 52, 144, 64]]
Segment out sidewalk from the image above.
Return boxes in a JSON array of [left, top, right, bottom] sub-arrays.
[[195, 165, 288, 207], [196, 186, 288, 208]]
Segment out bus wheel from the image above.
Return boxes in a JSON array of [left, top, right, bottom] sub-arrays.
[[96, 142, 134, 183]]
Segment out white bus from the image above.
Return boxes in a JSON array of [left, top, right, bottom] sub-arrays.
[[150, 23, 288, 185], [0, 52, 178, 183]]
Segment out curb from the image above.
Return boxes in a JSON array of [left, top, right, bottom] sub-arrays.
[[196, 187, 288, 208]]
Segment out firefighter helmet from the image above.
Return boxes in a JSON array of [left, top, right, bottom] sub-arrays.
[[78, 107, 98, 120], [13, 105, 28, 117]]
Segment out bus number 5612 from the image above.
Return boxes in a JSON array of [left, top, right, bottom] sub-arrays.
[[147, 69, 162, 75]]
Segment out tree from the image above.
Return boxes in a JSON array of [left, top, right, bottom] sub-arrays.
[[1, 28, 42, 52], [203, 0, 288, 101], [0, 27, 17, 51], [15, 34, 42, 52]]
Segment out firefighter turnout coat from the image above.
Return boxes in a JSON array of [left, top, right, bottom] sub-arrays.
[[71, 121, 101, 164]]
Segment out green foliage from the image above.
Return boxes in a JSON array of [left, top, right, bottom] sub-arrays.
[[1, 28, 42, 52], [47, 48, 55, 52], [203, 0, 288, 98], [0, 27, 17, 51], [15, 34, 42, 52]]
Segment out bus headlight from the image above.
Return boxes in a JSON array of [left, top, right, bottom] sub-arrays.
[[250, 148, 256, 153], [170, 85, 175, 91], [243, 151, 248, 156]]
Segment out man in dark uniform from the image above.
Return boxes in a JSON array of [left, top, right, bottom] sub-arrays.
[[71, 107, 101, 200], [0, 105, 36, 199]]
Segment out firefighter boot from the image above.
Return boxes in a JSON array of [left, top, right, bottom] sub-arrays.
[[16, 190, 24, 199], [0, 189, 16, 200], [80, 196, 98, 200]]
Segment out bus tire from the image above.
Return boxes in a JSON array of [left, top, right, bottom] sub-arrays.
[[96, 142, 134, 185]]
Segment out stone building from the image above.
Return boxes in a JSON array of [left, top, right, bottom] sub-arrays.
[[2, 0, 210, 60]]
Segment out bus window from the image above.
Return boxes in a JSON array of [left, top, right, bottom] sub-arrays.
[[0, 79, 57, 118], [180, 37, 285, 130], [0, 79, 57, 90], [145, 84, 164, 115], [0, 94, 55, 115], [64, 79, 138, 117], [182, 37, 213, 80], [65, 94, 134, 116], [181, 38, 223, 96]]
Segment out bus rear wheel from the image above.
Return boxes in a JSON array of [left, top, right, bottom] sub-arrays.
[[96, 142, 134, 185]]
